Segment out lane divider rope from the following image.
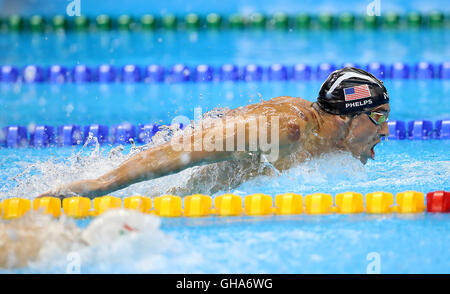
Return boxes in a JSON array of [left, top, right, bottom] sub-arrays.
[[0, 12, 447, 33], [1, 62, 450, 83], [1, 119, 449, 148], [1, 191, 449, 219]]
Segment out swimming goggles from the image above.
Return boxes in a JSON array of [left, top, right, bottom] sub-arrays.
[[365, 111, 388, 125]]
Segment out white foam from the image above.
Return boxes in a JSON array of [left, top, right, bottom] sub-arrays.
[[0, 209, 180, 272]]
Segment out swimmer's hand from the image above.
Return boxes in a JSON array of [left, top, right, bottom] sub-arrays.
[[36, 193, 64, 200]]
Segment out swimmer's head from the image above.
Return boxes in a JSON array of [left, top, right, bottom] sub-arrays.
[[315, 67, 390, 164], [316, 67, 389, 115], [81, 209, 161, 246]]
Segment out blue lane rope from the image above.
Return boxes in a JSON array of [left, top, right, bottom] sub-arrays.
[[0, 62, 449, 84], [0, 119, 449, 148]]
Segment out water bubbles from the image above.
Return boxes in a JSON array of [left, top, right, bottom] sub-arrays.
[[202, 107, 230, 119], [78, 132, 100, 157], [188, 32, 198, 43], [65, 103, 74, 117], [0, 209, 176, 272], [87, 132, 94, 142], [108, 145, 125, 159]]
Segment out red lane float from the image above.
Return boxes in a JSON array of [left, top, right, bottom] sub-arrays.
[[427, 191, 450, 213]]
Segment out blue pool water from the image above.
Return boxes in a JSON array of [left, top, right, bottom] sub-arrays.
[[0, 0, 449, 273], [1, 0, 449, 16], [1, 80, 450, 127], [5, 213, 450, 274], [1, 30, 450, 66], [0, 140, 449, 274]]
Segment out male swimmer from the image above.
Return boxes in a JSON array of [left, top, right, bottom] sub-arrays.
[[0, 209, 160, 268], [39, 67, 390, 199]]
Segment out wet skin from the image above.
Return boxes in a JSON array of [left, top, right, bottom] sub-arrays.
[[38, 96, 390, 199], [341, 103, 390, 164]]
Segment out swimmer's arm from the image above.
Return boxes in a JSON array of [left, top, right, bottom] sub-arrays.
[[39, 115, 300, 199], [39, 111, 304, 198], [115, 114, 303, 182], [39, 138, 232, 199], [163, 116, 310, 196]]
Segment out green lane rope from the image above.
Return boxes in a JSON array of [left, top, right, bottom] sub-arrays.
[[0, 12, 447, 33]]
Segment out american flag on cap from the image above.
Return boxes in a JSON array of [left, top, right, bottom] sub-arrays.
[[343, 84, 371, 101]]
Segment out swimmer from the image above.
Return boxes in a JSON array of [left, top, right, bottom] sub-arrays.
[[39, 67, 390, 198], [0, 209, 160, 269]]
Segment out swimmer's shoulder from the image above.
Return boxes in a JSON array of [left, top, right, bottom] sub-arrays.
[[267, 95, 303, 102], [268, 96, 320, 136], [266, 96, 313, 110], [225, 96, 319, 142], [268, 95, 310, 103], [267, 96, 316, 119], [226, 96, 316, 124]]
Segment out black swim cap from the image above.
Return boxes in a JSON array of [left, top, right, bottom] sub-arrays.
[[316, 67, 389, 115]]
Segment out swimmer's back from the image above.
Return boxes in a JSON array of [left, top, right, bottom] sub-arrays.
[[225, 96, 319, 136]]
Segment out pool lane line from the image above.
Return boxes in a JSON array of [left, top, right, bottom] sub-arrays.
[[0, 12, 447, 33], [1, 191, 449, 219], [1, 62, 449, 83], [0, 119, 449, 148]]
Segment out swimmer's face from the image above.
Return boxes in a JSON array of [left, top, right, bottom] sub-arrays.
[[344, 104, 390, 164]]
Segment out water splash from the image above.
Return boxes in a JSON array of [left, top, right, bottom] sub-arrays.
[[0, 212, 82, 269], [1, 111, 448, 200], [235, 151, 368, 195], [0, 209, 186, 273], [0, 109, 232, 199]]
